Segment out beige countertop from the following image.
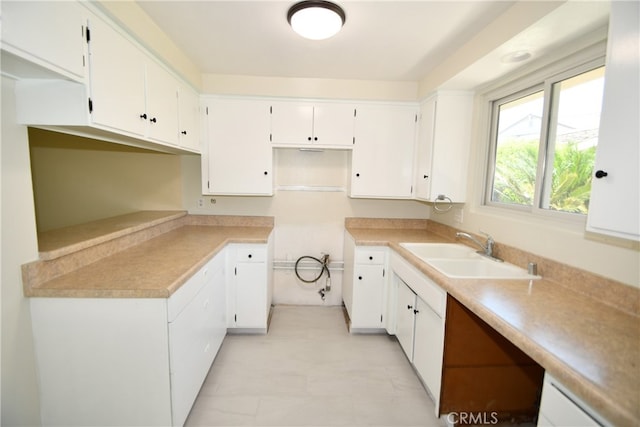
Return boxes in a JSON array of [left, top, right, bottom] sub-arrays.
[[346, 225, 640, 427], [24, 213, 273, 298]]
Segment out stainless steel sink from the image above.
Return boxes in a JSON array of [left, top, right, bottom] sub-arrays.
[[399, 242, 541, 280]]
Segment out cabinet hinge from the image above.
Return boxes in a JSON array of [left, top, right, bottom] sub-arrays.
[[85, 26, 91, 43], [234, 314, 237, 322], [270, 133, 273, 142], [352, 137, 355, 145], [415, 114, 418, 122], [382, 268, 385, 277], [270, 106, 273, 114], [354, 109, 357, 117], [88, 98, 93, 113], [234, 267, 237, 275], [207, 180, 210, 189], [380, 314, 383, 323]]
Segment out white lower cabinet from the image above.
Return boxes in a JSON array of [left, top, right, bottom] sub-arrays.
[[30, 252, 226, 427], [168, 253, 226, 426], [226, 239, 274, 332], [395, 279, 417, 358], [342, 233, 388, 331], [538, 374, 607, 427], [390, 251, 446, 414]]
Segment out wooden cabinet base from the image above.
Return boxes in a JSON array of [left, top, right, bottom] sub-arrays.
[[440, 296, 544, 423]]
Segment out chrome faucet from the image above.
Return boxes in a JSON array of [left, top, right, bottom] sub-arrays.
[[455, 231, 503, 262]]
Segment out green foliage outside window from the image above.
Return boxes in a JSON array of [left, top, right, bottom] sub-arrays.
[[493, 139, 596, 214]]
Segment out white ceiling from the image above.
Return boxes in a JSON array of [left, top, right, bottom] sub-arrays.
[[135, 1, 610, 86]]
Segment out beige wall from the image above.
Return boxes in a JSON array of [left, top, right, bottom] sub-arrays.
[[28, 129, 184, 232], [182, 151, 429, 305], [1, 76, 42, 426], [95, 1, 201, 89], [202, 74, 419, 101]]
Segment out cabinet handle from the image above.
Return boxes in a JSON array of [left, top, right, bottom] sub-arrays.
[[314, 137, 318, 141], [139, 113, 147, 120], [414, 309, 419, 314], [181, 130, 187, 135], [248, 254, 252, 259], [356, 173, 360, 177], [308, 136, 312, 141], [407, 305, 413, 310], [369, 256, 373, 260], [358, 276, 362, 280], [150, 117, 157, 123], [423, 175, 428, 179], [264, 171, 268, 175], [595, 170, 608, 179]]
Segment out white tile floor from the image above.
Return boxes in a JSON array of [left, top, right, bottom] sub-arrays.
[[185, 305, 446, 427]]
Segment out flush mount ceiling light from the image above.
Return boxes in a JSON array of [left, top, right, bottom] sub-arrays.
[[501, 50, 532, 64], [287, 1, 346, 40]]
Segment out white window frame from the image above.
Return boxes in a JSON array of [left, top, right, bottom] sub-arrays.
[[482, 50, 606, 223]]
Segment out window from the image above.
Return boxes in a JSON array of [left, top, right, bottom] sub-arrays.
[[486, 62, 605, 216]]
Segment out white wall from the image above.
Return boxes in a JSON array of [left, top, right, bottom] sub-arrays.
[[1, 76, 42, 426], [182, 150, 429, 305]]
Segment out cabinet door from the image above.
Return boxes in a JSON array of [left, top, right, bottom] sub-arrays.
[[415, 98, 436, 200], [413, 297, 445, 402], [177, 83, 200, 152], [1, 1, 87, 79], [351, 264, 385, 328], [351, 104, 416, 198], [395, 279, 416, 360], [145, 60, 179, 146], [586, 1, 639, 241], [415, 92, 472, 203], [88, 15, 146, 137], [205, 98, 273, 195], [270, 100, 314, 144], [429, 93, 472, 202], [234, 261, 267, 329], [312, 103, 355, 147]]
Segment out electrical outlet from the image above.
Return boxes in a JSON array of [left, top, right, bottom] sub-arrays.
[[454, 209, 464, 224], [197, 198, 204, 208]]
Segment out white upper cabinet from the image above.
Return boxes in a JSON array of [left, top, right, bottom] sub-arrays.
[[145, 59, 180, 146], [349, 103, 417, 198], [1, 1, 87, 80], [88, 14, 147, 138], [177, 83, 200, 152], [270, 100, 355, 148], [586, 1, 639, 241], [9, 3, 200, 154], [415, 91, 473, 203], [203, 97, 273, 196]]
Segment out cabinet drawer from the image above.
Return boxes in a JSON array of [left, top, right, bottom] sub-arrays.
[[167, 263, 208, 322], [236, 246, 267, 262], [355, 248, 386, 265]]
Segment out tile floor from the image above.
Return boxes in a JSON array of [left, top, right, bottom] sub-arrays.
[[185, 305, 445, 426]]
